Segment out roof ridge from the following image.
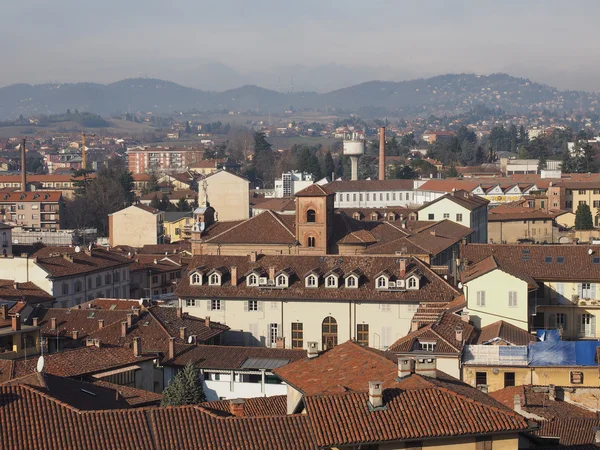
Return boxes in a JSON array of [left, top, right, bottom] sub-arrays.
[[268, 210, 296, 238], [202, 216, 259, 242], [412, 258, 462, 295], [145, 307, 174, 341]]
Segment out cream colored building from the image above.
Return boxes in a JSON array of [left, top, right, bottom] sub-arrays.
[[177, 254, 461, 351], [204, 170, 249, 222], [108, 204, 165, 247]]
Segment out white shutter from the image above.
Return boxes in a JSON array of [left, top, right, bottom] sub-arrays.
[[593, 284, 597, 300], [578, 284, 583, 298], [206, 300, 212, 311]]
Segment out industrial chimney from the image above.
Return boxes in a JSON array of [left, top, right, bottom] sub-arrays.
[[20, 138, 27, 192], [378, 127, 386, 181]]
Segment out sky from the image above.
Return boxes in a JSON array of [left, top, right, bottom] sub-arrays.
[[2, 0, 600, 92]]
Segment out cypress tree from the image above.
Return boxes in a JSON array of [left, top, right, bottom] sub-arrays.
[[575, 203, 594, 230], [161, 362, 206, 407]]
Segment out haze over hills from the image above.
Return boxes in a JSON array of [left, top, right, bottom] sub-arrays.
[[0, 73, 598, 120]]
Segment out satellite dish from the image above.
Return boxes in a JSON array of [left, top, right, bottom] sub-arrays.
[[188, 336, 194, 344], [36, 356, 45, 373], [457, 282, 463, 289], [75, 246, 81, 253], [589, 249, 594, 255]]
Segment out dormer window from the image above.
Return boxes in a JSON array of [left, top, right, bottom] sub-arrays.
[[247, 274, 258, 286], [371, 213, 378, 221], [325, 275, 338, 288], [306, 274, 318, 288], [209, 273, 221, 286], [190, 273, 202, 285], [353, 213, 361, 220], [376, 276, 388, 289], [419, 340, 436, 352], [276, 274, 288, 287], [345, 276, 357, 288], [407, 276, 419, 290]]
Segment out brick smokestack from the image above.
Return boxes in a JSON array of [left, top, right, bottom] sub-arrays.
[[378, 127, 385, 181], [20, 138, 27, 192]]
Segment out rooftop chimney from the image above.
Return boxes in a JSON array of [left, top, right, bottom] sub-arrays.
[[13, 282, 18, 290], [126, 313, 133, 328], [205, 316, 211, 328], [121, 321, 128, 338], [71, 330, 79, 340], [399, 259, 406, 278], [513, 394, 522, 413], [249, 251, 258, 263], [549, 384, 556, 401], [32, 317, 39, 327], [94, 339, 102, 348], [461, 312, 471, 323], [0, 304, 7, 320], [50, 317, 57, 331], [177, 307, 182, 319], [275, 337, 285, 349], [168, 336, 175, 360], [180, 327, 187, 341], [455, 327, 463, 343], [415, 357, 437, 378], [368, 381, 384, 408], [378, 127, 386, 181], [229, 398, 246, 417], [133, 337, 142, 357], [20, 138, 27, 192], [133, 308, 140, 317], [11, 314, 20, 332], [98, 319, 104, 329], [269, 266, 276, 281], [307, 341, 319, 358], [397, 358, 414, 379], [230, 266, 238, 287]]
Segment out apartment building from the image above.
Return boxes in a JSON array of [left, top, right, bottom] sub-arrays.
[[126, 146, 204, 173], [108, 204, 165, 247], [0, 174, 91, 199], [327, 179, 416, 208], [0, 191, 64, 230]]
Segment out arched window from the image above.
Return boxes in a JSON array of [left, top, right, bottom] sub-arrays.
[[307, 236, 316, 248], [306, 209, 316, 223], [191, 273, 201, 285], [306, 275, 317, 287], [322, 316, 338, 349], [371, 213, 378, 221], [276, 275, 287, 287], [209, 274, 220, 285], [248, 274, 257, 286], [408, 277, 417, 289], [377, 276, 387, 288], [346, 276, 357, 288], [326, 276, 337, 287]]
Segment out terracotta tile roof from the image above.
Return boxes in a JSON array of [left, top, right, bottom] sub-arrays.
[[536, 419, 600, 446], [488, 204, 558, 221], [165, 343, 306, 369], [31, 246, 133, 278], [138, 242, 191, 254], [418, 189, 489, 211], [0, 359, 14, 383], [410, 301, 453, 326], [128, 255, 183, 274], [250, 196, 296, 212], [389, 311, 475, 354], [85, 299, 144, 310], [35, 307, 130, 340], [177, 255, 461, 304], [472, 320, 537, 345], [460, 254, 538, 286], [140, 189, 197, 201], [325, 179, 414, 192], [201, 395, 287, 417], [147, 306, 229, 343], [12, 345, 154, 379], [0, 191, 62, 202], [461, 243, 600, 282], [295, 184, 333, 196], [417, 179, 482, 193], [490, 385, 596, 421], [0, 280, 53, 304], [89, 379, 162, 407], [201, 210, 296, 245], [132, 203, 161, 214]]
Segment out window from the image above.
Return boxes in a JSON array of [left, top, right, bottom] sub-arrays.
[[580, 314, 595, 337], [105, 274, 112, 285], [509, 291, 518, 308], [428, 213, 434, 220], [595, 189, 600, 195], [209, 274, 220, 285], [269, 323, 279, 346], [248, 274, 258, 286], [326, 276, 337, 288], [392, 193, 396, 201], [346, 276, 357, 288], [571, 371, 584, 384], [405, 193, 410, 200], [380, 303, 391, 312], [96, 275, 102, 287], [475, 372, 487, 386], [276, 275, 287, 287], [581, 283, 594, 299], [366, 193, 369, 201], [322, 316, 338, 349], [75, 280, 82, 293], [31, 214, 38, 220], [307, 236, 316, 248], [593, 257, 600, 265], [557, 256, 565, 264], [346, 194, 350, 202], [185, 299, 196, 307], [476, 437, 492, 450], [306, 209, 316, 223], [386, 193, 389, 201], [579, 189, 586, 195], [380, 193, 383, 201], [87, 277, 92, 289], [594, 201, 600, 208], [306, 275, 317, 287], [115, 272, 120, 283], [61, 282, 69, 295], [353, 194, 357, 202], [210, 299, 221, 311], [356, 324, 369, 346], [376, 276, 388, 289], [579, 200, 587, 206], [549, 313, 567, 330], [443, 213, 449, 219], [291, 322, 303, 349], [545, 256, 552, 263], [191, 273, 201, 285], [247, 300, 258, 311], [476, 291, 486, 307], [420, 341, 436, 351], [408, 277, 417, 289], [566, 201, 572, 209], [456, 213, 463, 221], [504, 372, 516, 388]]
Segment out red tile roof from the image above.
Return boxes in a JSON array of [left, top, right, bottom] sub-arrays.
[[202, 395, 287, 417], [0, 190, 62, 202], [418, 189, 489, 211], [472, 320, 537, 345], [325, 179, 414, 192], [295, 184, 333, 196], [0, 280, 53, 304], [536, 419, 600, 446], [31, 246, 133, 278]]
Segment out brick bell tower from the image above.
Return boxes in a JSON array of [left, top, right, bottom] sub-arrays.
[[295, 184, 334, 255]]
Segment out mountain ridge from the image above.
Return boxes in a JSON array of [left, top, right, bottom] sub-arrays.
[[0, 73, 597, 120]]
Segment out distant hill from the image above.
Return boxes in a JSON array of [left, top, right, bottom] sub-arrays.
[[0, 74, 597, 119]]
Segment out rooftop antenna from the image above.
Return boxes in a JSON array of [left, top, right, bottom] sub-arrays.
[[36, 355, 45, 373]]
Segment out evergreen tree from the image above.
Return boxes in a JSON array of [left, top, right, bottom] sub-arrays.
[[149, 194, 161, 210], [176, 198, 190, 212], [161, 362, 206, 407], [322, 150, 335, 179], [575, 203, 594, 230], [252, 131, 275, 184], [447, 164, 459, 178], [537, 154, 547, 172]]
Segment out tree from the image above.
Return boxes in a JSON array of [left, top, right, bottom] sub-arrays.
[[176, 198, 190, 212], [161, 362, 206, 407], [447, 164, 459, 178], [149, 194, 161, 210], [322, 150, 335, 178], [252, 131, 275, 184], [575, 203, 594, 230], [394, 165, 417, 179]]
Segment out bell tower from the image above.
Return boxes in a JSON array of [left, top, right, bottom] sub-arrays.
[[295, 184, 334, 255]]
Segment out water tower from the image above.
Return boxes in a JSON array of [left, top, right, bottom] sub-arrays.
[[343, 132, 365, 181]]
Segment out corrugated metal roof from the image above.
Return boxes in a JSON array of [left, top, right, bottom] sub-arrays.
[[240, 357, 291, 370]]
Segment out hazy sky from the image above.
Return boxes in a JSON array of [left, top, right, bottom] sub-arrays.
[[3, 0, 600, 92]]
